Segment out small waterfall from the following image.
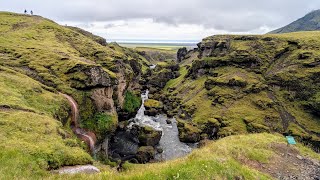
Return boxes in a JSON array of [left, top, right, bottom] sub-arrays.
[[128, 90, 162, 131], [149, 64, 157, 69]]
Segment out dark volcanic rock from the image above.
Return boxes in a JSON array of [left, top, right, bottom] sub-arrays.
[[144, 108, 159, 116], [109, 130, 139, 157], [197, 37, 231, 58], [109, 124, 161, 163], [177, 47, 188, 62], [83, 66, 113, 87]]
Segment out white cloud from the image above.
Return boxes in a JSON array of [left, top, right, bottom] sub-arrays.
[[1, 0, 320, 40]]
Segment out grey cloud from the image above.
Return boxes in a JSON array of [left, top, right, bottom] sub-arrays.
[[103, 22, 128, 29], [1, 0, 320, 32]]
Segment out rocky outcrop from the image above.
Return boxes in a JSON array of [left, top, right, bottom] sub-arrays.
[[67, 64, 116, 89], [177, 120, 201, 143], [144, 63, 180, 91], [177, 47, 188, 62], [83, 66, 114, 87], [109, 125, 161, 163], [197, 37, 231, 58], [144, 99, 163, 116], [91, 87, 116, 113], [138, 126, 162, 146]]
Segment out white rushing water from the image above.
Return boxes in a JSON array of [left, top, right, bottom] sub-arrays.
[[128, 90, 162, 131], [149, 64, 157, 69], [128, 89, 193, 161]]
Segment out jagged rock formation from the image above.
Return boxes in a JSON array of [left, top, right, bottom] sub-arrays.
[[177, 47, 188, 62]]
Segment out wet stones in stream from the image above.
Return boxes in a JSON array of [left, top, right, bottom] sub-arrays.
[[109, 124, 162, 163]]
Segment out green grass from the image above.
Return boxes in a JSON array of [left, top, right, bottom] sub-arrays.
[[0, 66, 64, 115], [0, 66, 92, 179], [46, 133, 319, 179], [164, 66, 188, 90], [81, 112, 118, 138], [0, 12, 150, 178]]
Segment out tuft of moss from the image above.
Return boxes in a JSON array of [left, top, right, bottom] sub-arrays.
[[144, 99, 163, 108], [81, 112, 117, 139], [123, 91, 141, 113]]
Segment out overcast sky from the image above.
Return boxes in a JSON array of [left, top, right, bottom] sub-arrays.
[[1, 0, 320, 41]]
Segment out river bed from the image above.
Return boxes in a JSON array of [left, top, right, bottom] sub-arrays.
[[128, 90, 195, 161]]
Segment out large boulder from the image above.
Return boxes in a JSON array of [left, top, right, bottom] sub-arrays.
[[177, 120, 201, 143], [138, 126, 162, 146], [109, 130, 139, 158], [177, 47, 188, 62], [144, 99, 163, 116], [109, 124, 161, 163], [136, 146, 155, 163], [53, 165, 100, 174]]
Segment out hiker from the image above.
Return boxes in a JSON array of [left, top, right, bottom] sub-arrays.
[[24, 9, 27, 14], [30, 10, 33, 15]]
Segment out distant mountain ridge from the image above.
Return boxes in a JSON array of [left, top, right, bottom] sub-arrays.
[[269, 9, 320, 34]]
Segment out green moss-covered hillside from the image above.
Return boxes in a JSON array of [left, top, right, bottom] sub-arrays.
[[0, 11, 149, 174], [164, 32, 320, 148], [0, 11, 152, 138]]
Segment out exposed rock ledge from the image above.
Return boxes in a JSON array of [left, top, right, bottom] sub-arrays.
[[52, 165, 100, 174]]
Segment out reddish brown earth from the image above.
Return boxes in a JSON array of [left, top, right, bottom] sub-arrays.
[[60, 93, 97, 152]]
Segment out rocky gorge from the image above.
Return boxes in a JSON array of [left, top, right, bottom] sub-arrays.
[[1, 12, 320, 179]]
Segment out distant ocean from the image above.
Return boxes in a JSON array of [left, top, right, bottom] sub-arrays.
[[107, 39, 199, 47]]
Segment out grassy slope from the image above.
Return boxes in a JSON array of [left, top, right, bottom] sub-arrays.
[[51, 133, 319, 179], [0, 11, 151, 133], [0, 66, 92, 179], [0, 12, 146, 178], [165, 32, 320, 140], [134, 47, 177, 64]]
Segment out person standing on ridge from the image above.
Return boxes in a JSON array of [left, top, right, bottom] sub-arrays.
[[24, 9, 27, 14], [30, 10, 33, 15]]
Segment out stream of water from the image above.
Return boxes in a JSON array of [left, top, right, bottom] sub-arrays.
[[128, 90, 194, 161]]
